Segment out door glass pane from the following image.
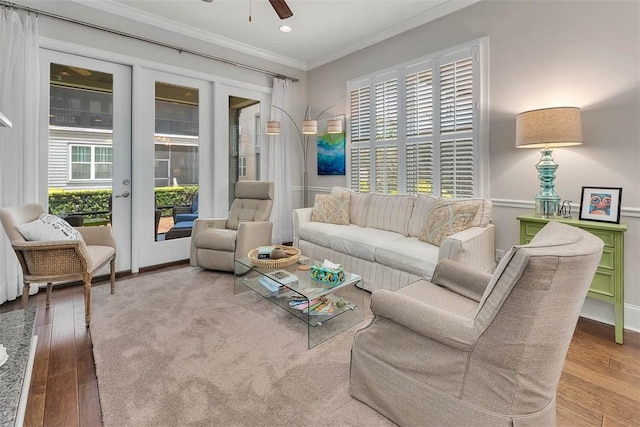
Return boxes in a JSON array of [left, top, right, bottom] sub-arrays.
[[48, 63, 113, 227], [228, 96, 260, 207], [154, 82, 199, 241]]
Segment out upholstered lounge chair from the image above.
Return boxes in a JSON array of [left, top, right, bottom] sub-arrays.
[[190, 181, 273, 272], [173, 191, 199, 224], [0, 203, 116, 327], [350, 221, 604, 426]]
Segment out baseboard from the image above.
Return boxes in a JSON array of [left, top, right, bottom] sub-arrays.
[[580, 299, 640, 333]]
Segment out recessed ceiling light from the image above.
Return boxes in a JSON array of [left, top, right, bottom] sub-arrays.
[[280, 25, 292, 33]]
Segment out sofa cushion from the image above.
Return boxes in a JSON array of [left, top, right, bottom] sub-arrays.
[[365, 193, 415, 236], [408, 194, 438, 237], [311, 193, 350, 225], [419, 200, 478, 246], [346, 188, 369, 227], [469, 198, 492, 227], [329, 226, 406, 262], [375, 237, 441, 279], [298, 221, 346, 248]]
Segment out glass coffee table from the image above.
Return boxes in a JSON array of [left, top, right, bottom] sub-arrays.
[[234, 255, 364, 349]]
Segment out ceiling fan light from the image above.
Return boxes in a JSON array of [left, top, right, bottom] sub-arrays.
[[266, 120, 281, 135], [279, 25, 292, 33], [327, 118, 343, 134], [302, 119, 317, 134]]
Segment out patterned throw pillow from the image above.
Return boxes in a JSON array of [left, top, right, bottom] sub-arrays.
[[311, 193, 350, 225], [16, 213, 83, 241], [418, 200, 479, 246]]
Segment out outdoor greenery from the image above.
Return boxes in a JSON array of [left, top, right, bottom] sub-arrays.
[[48, 186, 199, 220]]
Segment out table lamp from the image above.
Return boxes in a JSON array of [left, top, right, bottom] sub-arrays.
[[516, 107, 582, 217]]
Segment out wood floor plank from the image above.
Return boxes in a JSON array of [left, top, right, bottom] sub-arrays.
[[24, 324, 52, 427], [43, 370, 79, 427], [563, 356, 640, 402], [78, 380, 102, 426], [558, 371, 640, 426]]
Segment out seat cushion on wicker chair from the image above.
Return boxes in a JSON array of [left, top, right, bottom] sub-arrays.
[[86, 245, 117, 272], [193, 228, 237, 251]]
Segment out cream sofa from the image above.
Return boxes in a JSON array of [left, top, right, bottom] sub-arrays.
[[293, 188, 495, 292]]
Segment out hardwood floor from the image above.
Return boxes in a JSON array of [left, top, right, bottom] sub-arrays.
[[2, 271, 639, 427]]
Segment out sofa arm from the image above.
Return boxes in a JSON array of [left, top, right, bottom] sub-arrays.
[[438, 224, 495, 273], [371, 289, 477, 351], [292, 207, 313, 247], [431, 259, 493, 302]]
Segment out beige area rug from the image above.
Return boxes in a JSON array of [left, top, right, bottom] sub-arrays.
[[90, 267, 395, 426]]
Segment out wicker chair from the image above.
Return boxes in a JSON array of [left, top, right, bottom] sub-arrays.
[[0, 203, 116, 327]]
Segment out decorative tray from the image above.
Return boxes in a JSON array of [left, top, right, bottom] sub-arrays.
[[247, 245, 301, 268]]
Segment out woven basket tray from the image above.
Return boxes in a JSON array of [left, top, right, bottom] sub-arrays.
[[247, 245, 301, 268]]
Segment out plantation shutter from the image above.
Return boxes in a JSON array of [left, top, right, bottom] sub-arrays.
[[350, 146, 371, 193], [372, 75, 398, 193], [439, 53, 475, 198], [405, 64, 434, 194], [347, 41, 483, 198], [349, 84, 372, 192], [349, 86, 370, 143], [375, 145, 398, 194]]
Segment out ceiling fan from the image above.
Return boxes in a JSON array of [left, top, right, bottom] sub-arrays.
[[201, 0, 293, 20]]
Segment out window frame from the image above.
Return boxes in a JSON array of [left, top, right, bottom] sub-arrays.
[[346, 38, 489, 198], [68, 143, 113, 182]]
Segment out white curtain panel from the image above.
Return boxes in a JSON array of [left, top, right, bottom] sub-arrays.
[[267, 78, 293, 244], [0, 8, 40, 305]]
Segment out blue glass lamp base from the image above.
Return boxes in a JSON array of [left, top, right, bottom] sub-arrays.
[[535, 197, 560, 218], [534, 147, 561, 218]]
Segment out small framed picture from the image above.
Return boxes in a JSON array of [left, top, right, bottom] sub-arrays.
[[579, 186, 622, 224]]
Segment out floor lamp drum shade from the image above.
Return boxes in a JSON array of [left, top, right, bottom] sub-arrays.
[[516, 107, 583, 217]]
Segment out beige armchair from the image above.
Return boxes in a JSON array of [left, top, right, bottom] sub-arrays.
[[190, 181, 273, 272], [0, 203, 116, 327], [350, 221, 604, 426]]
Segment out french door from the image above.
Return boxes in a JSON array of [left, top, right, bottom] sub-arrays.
[[41, 50, 132, 273], [134, 68, 212, 267]]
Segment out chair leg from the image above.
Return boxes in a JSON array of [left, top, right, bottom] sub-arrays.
[[84, 274, 92, 328], [110, 257, 116, 294], [46, 282, 53, 309], [21, 282, 30, 308]]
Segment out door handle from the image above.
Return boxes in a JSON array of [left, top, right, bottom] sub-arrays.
[[115, 191, 130, 198]]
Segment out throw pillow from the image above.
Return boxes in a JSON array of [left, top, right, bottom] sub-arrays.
[[311, 194, 350, 225], [16, 213, 83, 241], [418, 200, 479, 246]]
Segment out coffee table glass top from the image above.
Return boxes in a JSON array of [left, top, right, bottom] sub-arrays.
[[234, 255, 363, 348]]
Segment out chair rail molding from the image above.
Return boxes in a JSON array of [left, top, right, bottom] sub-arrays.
[[491, 198, 640, 219]]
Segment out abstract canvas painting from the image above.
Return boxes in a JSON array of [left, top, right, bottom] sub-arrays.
[[317, 117, 345, 175]]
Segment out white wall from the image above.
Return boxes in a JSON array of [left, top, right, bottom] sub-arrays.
[[307, 0, 640, 332]]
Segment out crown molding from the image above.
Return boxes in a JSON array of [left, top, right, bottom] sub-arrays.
[[69, 0, 307, 70], [306, 0, 482, 70]]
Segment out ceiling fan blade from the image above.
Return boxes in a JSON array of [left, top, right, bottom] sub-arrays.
[[269, 0, 293, 19], [201, 0, 213, 3]]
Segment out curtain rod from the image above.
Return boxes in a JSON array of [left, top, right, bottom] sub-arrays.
[[0, 1, 299, 83]]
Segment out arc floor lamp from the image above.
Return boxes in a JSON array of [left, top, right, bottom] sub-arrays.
[[266, 105, 342, 207]]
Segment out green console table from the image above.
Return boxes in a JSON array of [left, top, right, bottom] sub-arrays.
[[517, 215, 627, 344]]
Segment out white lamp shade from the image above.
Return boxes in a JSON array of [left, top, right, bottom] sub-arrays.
[[266, 120, 281, 135], [327, 118, 343, 134], [302, 119, 317, 134], [516, 107, 582, 148]]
